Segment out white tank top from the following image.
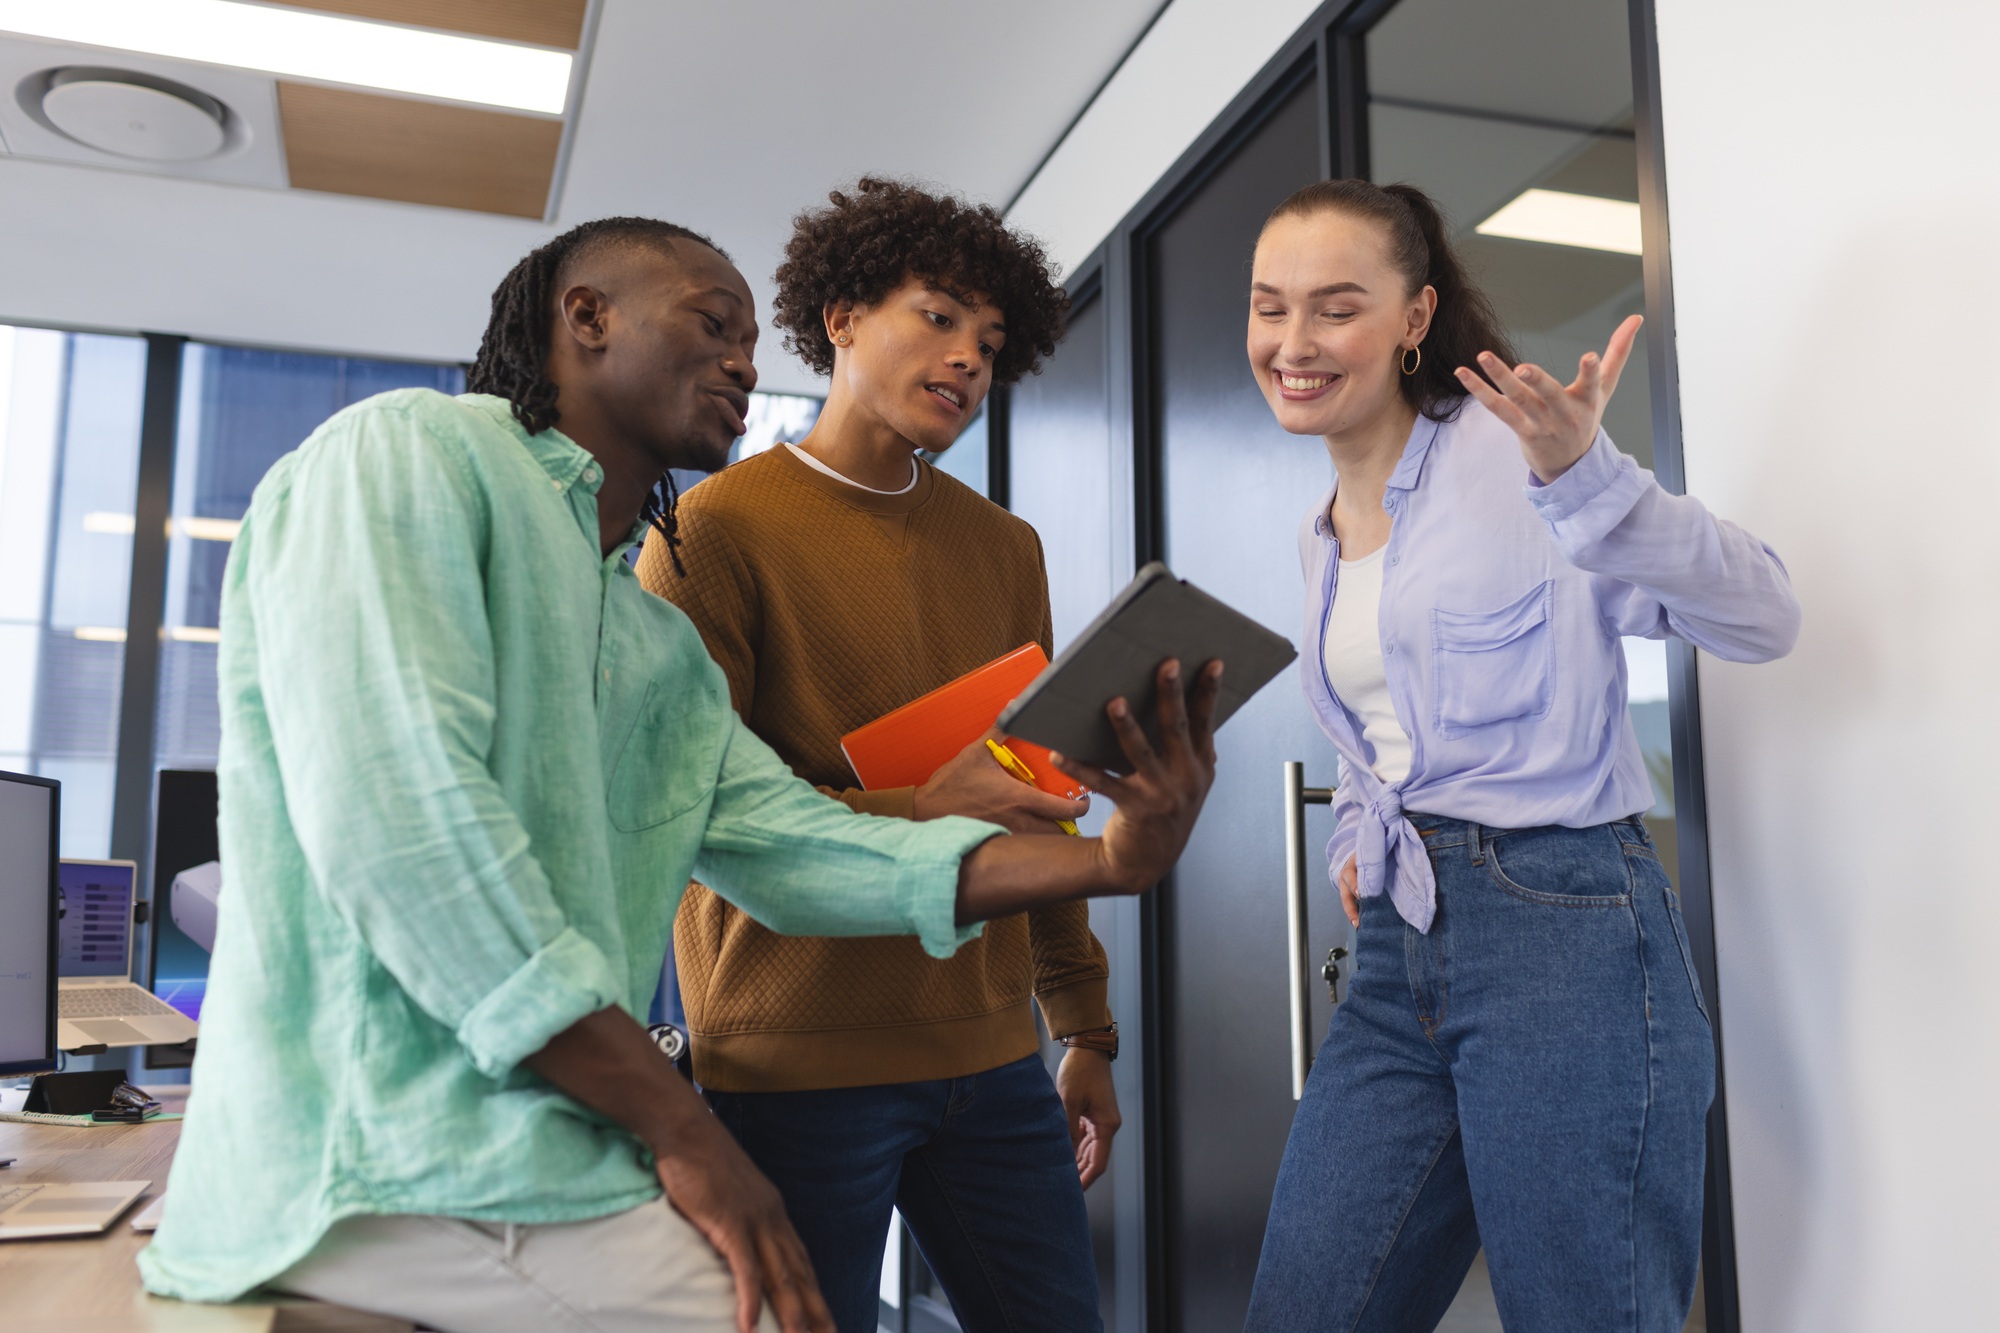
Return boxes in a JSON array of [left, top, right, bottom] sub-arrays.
[[1321, 546, 1413, 785]]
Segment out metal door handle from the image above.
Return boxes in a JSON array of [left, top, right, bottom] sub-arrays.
[[1284, 761, 1334, 1100]]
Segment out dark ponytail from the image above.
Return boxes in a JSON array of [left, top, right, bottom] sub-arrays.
[[468, 216, 728, 574], [1264, 179, 1516, 422]]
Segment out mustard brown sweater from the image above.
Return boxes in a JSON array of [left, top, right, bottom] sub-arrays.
[[639, 444, 1112, 1092]]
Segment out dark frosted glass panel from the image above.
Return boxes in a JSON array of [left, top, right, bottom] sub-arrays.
[[1150, 75, 1332, 1333], [1006, 289, 1135, 1330], [1010, 293, 1112, 650]]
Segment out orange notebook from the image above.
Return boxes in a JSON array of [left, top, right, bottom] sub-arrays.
[[840, 643, 1087, 800]]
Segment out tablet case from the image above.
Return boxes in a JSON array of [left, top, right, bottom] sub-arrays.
[[24, 1068, 128, 1115], [840, 643, 1088, 800], [996, 563, 1298, 775]]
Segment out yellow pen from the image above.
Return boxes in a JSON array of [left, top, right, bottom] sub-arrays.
[[985, 738, 1080, 836]]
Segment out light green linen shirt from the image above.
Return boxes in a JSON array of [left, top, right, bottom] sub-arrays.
[[140, 391, 998, 1302]]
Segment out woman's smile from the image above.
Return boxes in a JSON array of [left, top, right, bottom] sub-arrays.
[[1275, 369, 1342, 401]]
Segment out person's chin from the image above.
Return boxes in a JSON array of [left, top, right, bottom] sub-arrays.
[[1268, 398, 1330, 437], [660, 433, 733, 476], [909, 416, 965, 455], [690, 435, 735, 473]]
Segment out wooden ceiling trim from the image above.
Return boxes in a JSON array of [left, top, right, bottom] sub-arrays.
[[278, 82, 562, 218], [281, 0, 587, 51]]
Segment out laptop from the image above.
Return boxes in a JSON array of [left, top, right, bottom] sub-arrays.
[[0, 1180, 150, 1240], [56, 860, 198, 1051]]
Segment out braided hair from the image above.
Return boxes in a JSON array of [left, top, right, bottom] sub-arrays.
[[469, 217, 729, 574]]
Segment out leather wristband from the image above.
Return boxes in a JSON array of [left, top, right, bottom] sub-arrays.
[[1057, 1022, 1118, 1061]]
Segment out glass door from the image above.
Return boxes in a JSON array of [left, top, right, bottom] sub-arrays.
[[1144, 69, 1337, 1332], [1362, 0, 1700, 1325]]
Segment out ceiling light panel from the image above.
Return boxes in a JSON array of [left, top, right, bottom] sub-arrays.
[[0, 0, 572, 115], [1476, 188, 1644, 256]]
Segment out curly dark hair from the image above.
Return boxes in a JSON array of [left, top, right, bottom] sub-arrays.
[[773, 178, 1068, 384], [468, 216, 727, 574]]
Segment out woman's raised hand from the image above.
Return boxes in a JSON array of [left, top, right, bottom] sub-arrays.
[[1453, 313, 1643, 484]]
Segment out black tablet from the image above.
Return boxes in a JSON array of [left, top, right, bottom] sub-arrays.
[[998, 563, 1298, 775]]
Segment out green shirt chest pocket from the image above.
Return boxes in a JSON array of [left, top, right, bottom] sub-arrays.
[[606, 673, 728, 833]]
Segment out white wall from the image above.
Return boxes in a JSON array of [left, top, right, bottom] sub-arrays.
[[0, 154, 550, 366], [1656, 1, 2000, 1328], [1007, 0, 1326, 279]]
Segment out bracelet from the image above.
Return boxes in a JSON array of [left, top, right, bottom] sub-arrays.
[[1057, 1022, 1118, 1061]]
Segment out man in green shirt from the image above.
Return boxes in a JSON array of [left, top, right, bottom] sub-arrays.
[[138, 218, 1220, 1333]]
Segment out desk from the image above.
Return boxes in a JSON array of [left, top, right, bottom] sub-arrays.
[[0, 1088, 409, 1333]]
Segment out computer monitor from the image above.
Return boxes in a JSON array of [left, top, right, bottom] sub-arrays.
[[145, 769, 217, 1069], [57, 860, 137, 978], [0, 769, 60, 1076]]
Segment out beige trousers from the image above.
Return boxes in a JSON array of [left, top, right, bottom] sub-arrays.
[[272, 1198, 781, 1332]]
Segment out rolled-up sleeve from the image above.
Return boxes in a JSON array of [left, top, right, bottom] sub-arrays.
[[246, 408, 615, 1079], [694, 715, 1004, 958], [1528, 431, 1802, 662]]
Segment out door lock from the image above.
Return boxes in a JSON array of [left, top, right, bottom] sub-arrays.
[[1322, 945, 1348, 1005]]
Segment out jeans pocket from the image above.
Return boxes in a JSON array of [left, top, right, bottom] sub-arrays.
[[1655, 875, 1712, 1026], [1484, 824, 1632, 906], [1430, 581, 1556, 736]]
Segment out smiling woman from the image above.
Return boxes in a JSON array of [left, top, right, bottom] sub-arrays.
[[1238, 172, 1798, 1333]]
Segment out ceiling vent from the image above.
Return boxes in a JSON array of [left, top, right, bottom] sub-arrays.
[[36, 67, 230, 162], [0, 35, 285, 187]]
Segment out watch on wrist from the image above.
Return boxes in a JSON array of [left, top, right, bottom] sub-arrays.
[[1057, 1022, 1118, 1061], [647, 1022, 693, 1081]]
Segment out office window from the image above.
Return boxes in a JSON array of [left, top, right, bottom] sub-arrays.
[[725, 391, 824, 467], [153, 345, 465, 774], [0, 325, 149, 856]]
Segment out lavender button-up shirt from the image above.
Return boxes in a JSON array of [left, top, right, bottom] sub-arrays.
[[1299, 400, 1800, 932]]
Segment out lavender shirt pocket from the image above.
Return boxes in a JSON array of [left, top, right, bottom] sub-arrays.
[[1430, 580, 1556, 735]]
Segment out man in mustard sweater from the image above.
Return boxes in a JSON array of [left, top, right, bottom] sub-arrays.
[[639, 180, 1115, 1332]]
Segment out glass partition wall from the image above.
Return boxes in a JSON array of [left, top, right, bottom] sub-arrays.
[[1365, 0, 1680, 879], [0, 326, 148, 856], [1368, 2, 1692, 1320], [989, 0, 1722, 1329]]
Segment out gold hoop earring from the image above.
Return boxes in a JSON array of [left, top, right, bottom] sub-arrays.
[[1401, 345, 1422, 375]]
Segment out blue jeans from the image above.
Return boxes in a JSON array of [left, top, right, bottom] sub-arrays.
[[705, 1053, 1102, 1333], [1247, 816, 1714, 1333]]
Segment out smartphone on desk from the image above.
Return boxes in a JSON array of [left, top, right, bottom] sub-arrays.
[[89, 1087, 162, 1123]]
